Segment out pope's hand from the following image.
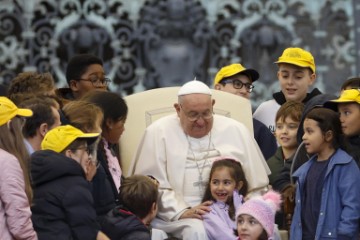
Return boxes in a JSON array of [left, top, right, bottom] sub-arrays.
[[179, 201, 212, 220]]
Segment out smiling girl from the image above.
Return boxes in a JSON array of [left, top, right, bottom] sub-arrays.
[[202, 158, 248, 240]]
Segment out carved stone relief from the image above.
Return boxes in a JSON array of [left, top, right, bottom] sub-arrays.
[[0, 0, 358, 107]]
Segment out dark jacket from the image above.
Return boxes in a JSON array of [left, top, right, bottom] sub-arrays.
[[273, 88, 322, 106], [30, 150, 99, 240], [267, 147, 293, 186], [253, 118, 277, 160], [101, 206, 151, 240], [56, 87, 75, 101], [344, 135, 360, 169], [91, 143, 119, 217]]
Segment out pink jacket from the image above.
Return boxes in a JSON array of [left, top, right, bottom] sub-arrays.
[[0, 149, 37, 239]]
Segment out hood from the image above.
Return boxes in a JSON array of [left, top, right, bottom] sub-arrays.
[[102, 206, 148, 238], [30, 150, 85, 187], [273, 88, 322, 105], [296, 93, 337, 144]]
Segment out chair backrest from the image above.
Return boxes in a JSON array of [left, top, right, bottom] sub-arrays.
[[120, 87, 253, 176]]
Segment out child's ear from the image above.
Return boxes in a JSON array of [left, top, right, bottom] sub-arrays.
[[309, 72, 316, 85], [105, 118, 114, 130], [64, 149, 73, 158], [69, 80, 79, 91], [324, 130, 333, 142], [152, 202, 158, 213], [214, 84, 222, 90], [236, 181, 244, 191]]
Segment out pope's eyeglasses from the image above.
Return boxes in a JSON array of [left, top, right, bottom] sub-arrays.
[[179, 104, 213, 122]]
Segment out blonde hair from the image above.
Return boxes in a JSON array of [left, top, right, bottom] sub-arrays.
[[62, 101, 103, 133]]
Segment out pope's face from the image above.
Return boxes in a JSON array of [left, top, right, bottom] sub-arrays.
[[175, 94, 214, 138]]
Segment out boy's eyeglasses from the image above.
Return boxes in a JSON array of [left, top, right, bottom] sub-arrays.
[[220, 79, 254, 93], [77, 76, 111, 87]]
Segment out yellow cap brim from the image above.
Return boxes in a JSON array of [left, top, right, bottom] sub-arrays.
[[274, 60, 315, 73], [17, 108, 33, 117]]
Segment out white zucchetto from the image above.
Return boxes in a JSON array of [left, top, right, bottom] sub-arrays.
[[178, 79, 212, 96]]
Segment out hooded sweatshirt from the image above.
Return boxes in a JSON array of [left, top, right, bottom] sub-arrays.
[[101, 205, 151, 240]]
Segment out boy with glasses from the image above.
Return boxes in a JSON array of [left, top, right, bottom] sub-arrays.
[[30, 125, 109, 240], [56, 54, 110, 102], [214, 63, 277, 160]]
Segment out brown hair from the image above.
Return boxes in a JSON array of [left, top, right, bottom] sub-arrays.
[[8, 72, 55, 100], [0, 118, 33, 203], [119, 175, 159, 219], [20, 96, 59, 138], [341, 77, 360, 90], [202, 158, 248, 220], [276, 101, 304, 123], [62, 100, 103, 133]]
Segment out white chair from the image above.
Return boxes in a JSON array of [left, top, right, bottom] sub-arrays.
[[120, 87, 254, 176]]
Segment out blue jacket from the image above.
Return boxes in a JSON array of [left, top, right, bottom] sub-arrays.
[[290, 149, 360, 239]]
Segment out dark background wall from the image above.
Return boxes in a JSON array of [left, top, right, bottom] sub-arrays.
[[0, 0, 359, 108]]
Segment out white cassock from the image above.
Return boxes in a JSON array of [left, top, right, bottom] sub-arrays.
[[129, 114, 270, 240]]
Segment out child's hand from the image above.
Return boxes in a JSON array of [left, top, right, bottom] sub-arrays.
[[180, 201, 213, 220]]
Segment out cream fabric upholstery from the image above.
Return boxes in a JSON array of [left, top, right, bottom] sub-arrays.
[[120, 87, 253, 176]]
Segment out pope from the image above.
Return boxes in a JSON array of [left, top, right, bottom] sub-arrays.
[[129, 79, 270, 240]]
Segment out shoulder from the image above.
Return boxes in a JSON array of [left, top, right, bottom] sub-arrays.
[[0, 149, 22, 177], [332, 149, 355, 165], [0, 149, 18, 163], [253, 100, 280, 120], [255, 99, 279, 110], [267, 147, 283, 162]]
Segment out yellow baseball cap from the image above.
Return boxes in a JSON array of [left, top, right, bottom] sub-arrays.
[[329, 89, 360, 104], [41, 125, 100, 153], [0, 97, 33, 126], [275, 47, 316, 73], [214, 63, 260, 85]]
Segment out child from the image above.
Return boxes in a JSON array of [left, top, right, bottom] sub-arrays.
[[253, 47, 321, 134], [101, 175, 159, 239], [325, 88, 360, 168], [267, 101, 304, 186], [56, 54, 108, 101], [0, 97, 37, 239], [214, 63, 277, 160], [202, 158, 248, 240], [82, 91, 128, 217], [236, 190, 282, 240], [62, 100, 104, 181], [291, 108, 360, 239], [30, 125, 109, 240]]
